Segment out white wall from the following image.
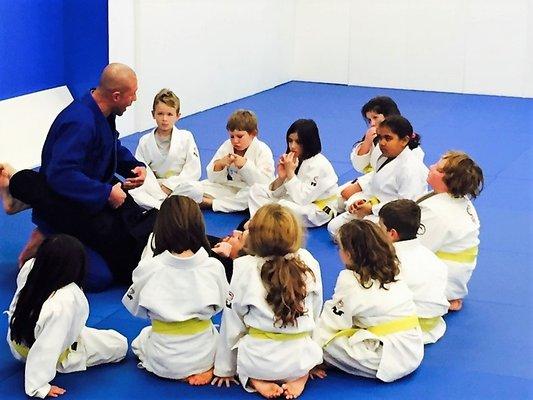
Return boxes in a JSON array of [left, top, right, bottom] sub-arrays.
[[110, 0, 295, 134], [293, 0, 532, 97]]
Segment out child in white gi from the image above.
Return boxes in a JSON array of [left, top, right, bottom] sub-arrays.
[[328, 115, 428, 236], [174, 109, 274, 212], [213, 204, 323, 399], [417, 151, 484, 311], [248, 119, 339, 227], [7, 234, 127, 398], [314, 219, 424, 382], [378, 199, 449, 344], [123, 195, 228, 385], [130, 89, 201, 209]]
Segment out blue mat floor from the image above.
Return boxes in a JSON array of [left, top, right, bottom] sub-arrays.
[[0, 81, 531, 398]]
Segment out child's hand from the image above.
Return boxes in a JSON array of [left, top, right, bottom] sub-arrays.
[[211, 376, 240, 388], [354, 200, 372, 218], [233, 154, 247, 169], [276, 155, 287, 180], [363, 126, 378, 143], [47, 385, 66, 397], [283, 152, 299, 179], [213, 241, 232, 258], [214, 154, 235, 171], [348, 199, 366, 215], [341, 182, 362, 200]]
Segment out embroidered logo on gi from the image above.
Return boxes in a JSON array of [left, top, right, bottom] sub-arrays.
[[226, 291, 234, 308], [126, 287, 135, 300], [311, 176, 319, 187], [466, 204, 477, 223], [332, 300, 344, 316], [193, 148, 199, 158]]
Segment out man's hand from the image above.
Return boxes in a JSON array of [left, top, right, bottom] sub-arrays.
[[123, 166, 146, 190], [108, 183, 126, 209]]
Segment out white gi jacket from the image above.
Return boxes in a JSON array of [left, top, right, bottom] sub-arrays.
[[248, 153, 339, 227], [7, 260, 127, 398], [214, 249, 323, 389], [417, 192, 481, 300], [123, 248, 228, 379], [313, 270, 424, 382], [394, 239, 449, 344]]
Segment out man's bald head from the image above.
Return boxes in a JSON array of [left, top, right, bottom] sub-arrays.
[[98, 63, 137, 94], [93, 63, 138, 116]]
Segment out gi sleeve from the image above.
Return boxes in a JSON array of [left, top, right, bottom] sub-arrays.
[[350, 143, 373, 173], [284, 162, 337, 205], [206, 142, 232, 184], [24, 303, 77, 398]]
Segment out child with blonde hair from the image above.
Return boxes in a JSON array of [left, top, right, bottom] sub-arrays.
[[123, 195, 228, 385], [130, 89, 201, 209], [314, 219, 423, 382], [417, 151, 484, 311], [213, 204, 323, 399], [7, 234, 127, 398], [174, 109, 274, 212]]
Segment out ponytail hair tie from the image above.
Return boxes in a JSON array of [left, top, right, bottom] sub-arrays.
[[284, 252, 297, 260]]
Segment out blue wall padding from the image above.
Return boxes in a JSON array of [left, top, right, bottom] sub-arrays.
[[0, 0, 108, 101]]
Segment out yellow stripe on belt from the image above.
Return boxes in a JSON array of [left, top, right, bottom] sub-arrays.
[[436, 246, 478, 263], [248, 327, 310, 341], [152, 318, 212, 335]]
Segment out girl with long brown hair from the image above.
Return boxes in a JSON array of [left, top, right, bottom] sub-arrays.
[[213, 204, 323, 399], [314, 219, 424, 382]]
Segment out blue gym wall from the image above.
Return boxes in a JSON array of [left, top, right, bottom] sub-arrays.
[[0, 0, 108, 101]]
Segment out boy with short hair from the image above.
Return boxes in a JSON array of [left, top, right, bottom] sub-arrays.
[[178, 109, 274, 213], [130, 89, 201, 209], [379, 199, 449, 344]]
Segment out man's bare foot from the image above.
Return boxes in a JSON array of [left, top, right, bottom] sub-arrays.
[[200, 195, 213, 210], [187, 368, 214, 385], [0, 164, 29, 215], [18, 228, 45, 267], [309, 365, 327, 380], [281, 374, 309, 399], [249, 378, 284, 398], [448, 299, 463, 311]]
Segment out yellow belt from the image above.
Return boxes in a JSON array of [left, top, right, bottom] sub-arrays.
[[248, 327, 310, 341], [324, 315, 419, 347], [313, 195, 338, 210], [363, 164, 374, 174], [436, 246, 478, 263], [12, 341, 71, 363], [418, 317, 441, 333], [367, 196, 380, 206], [151, 318, 212, 335]]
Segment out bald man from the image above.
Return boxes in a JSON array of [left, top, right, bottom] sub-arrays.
[[7, 63, 155, 286]]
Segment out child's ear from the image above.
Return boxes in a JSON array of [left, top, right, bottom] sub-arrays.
[[250, 129, 258, 137], [389, 228, 400, 242]]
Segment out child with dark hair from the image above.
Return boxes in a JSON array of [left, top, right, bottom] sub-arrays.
[[328, 115, 428, 237], [379, 200, 449, 344], [248, 119, 339, 227], [417, 151, 484, 311], [122, 195, 228, 385], [213, 204, 323, 399], [314, 219, 423, 382], [7, 234, 127, 398]]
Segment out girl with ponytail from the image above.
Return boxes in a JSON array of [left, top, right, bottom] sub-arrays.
[[7, 234, 127, 398], [213, 204, 323, 399]]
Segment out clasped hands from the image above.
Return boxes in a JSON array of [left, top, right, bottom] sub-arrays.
[[214, 153, 247, 171]]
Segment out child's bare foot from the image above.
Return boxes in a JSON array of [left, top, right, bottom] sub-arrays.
[[309, 365, 327, 380], [18, 228, 45, 267], [282, 374, 309, 399], [448, 299, 463, 311], [187, 368, 214, 385], [249, 378, 284, 398], [0, 164, 29, 215]]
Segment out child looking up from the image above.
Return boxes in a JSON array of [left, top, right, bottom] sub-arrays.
[[379, 199, 449, 344], [213, 204, 323, 399], [130, 89, 201, 209], [417, 151, 484, 311], [314, 219, 424, 382], [328, 115, 428, 237], [248, 119, 339, 227], [123, 195, 228, 385], [7, 234, 127, 398]]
